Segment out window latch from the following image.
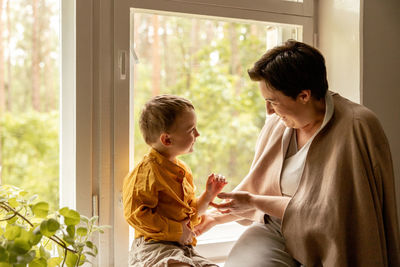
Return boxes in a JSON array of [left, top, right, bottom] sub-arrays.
[[118, 50, 127, 80]]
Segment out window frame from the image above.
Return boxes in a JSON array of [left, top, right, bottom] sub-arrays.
[[62, 0, 314, 266], [61, 0, 130, 265], [118, 0, 314, 264]]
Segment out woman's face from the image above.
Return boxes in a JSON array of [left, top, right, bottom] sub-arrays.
[[259, 81, 308, 129]]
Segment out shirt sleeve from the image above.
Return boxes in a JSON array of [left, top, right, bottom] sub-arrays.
[[125, 171, 183, 242]]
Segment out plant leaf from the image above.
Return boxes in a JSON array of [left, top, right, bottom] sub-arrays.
[[65, 251, 78, 267], [78, 254, 86, 265], [29, 227, 43, 246], [76, 227, 87, 236], [28, 257, 47, 267], [47, 257, 63, 267], [14, 249, 35, 264], [39, 245, 50, 259], [7, 198, 19, 208], [40, 219, 60, 237], [0, 246, 8, 262], [66, 225, 75, 238], [32, 202, 49, 218], [61, 209, 80, 226], [12, 238, 32, 254], [4, 225, 21, 240], [85, 241, 93, 249]]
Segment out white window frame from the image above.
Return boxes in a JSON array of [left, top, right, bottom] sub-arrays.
[[61, 0, 130, 266], [117, 0, 314, 264], [62, 0, 314, 266]]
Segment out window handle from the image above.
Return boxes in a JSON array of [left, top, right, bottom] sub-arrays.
[[118, 50, 127, 80]]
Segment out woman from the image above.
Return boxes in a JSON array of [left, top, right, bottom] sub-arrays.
[[195, 40, 400, 266]]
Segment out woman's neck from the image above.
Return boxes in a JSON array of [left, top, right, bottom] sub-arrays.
[[296, 98, 326, 149]]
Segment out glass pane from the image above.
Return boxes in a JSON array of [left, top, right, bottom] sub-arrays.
[[130, 10, 302, 195], [0, 0, 60, 210]]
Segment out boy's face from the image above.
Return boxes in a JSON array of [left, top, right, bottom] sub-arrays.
[[167, 108, 200, 157]]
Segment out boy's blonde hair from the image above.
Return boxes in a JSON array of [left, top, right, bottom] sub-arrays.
[[139, 95, 194, 145]]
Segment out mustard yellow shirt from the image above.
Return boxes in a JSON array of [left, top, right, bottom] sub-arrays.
[[122, 148, 201, 245]]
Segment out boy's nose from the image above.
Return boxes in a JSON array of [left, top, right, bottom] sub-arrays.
[[194, 129, 200, 137]]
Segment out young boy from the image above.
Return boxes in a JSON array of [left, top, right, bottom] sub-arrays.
[[123, 95, 227, 267]]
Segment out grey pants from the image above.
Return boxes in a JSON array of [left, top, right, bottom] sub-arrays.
[[224, 215, 300, 267]]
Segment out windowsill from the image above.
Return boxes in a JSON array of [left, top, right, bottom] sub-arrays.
[[196, 222, 247, 262]]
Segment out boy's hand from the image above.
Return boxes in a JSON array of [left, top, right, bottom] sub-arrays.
[[179, 218, 195, 245], [206, 173, 228, 200]]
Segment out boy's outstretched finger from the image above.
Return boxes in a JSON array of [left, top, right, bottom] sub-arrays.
[[206, 173, 215, 184]]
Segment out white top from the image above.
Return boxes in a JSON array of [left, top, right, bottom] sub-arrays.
[[280, 92, 334, 197]]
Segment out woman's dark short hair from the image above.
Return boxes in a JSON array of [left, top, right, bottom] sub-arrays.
[[248, 40, 328, 100], [139, 94, 194, 145]]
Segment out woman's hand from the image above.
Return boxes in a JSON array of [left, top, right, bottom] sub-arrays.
[[179, 218, 195, 245], [193, 212, 219, 236], [210, 191, 254, 214]]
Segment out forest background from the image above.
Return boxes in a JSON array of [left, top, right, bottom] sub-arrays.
[[0, 1, 300, 210]]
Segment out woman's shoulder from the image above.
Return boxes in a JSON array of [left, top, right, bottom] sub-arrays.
[[331, 93, 386, 139], [332, 93, 381, 125]]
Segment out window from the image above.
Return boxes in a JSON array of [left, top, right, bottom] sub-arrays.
[[130, 10, 302, 262], [131, 10, 302, 195], [0, 0, 60, 210], [113, 0, 314, 265]]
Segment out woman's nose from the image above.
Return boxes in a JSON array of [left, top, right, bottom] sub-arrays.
[[266, 102, 275, 115]]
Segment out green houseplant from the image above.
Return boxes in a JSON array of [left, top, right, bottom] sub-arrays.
[[0, 185, 108, 266]]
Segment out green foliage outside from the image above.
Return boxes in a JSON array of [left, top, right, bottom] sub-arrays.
[[133, 15, 272, 194], [0, 112, 59, 210], [1, 0, 60, 210], [0, 185, 107, 266]]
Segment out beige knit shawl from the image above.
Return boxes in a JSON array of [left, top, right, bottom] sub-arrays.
[[235, 92, 400, 266]]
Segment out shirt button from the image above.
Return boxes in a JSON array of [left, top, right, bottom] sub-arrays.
[[179, 170, 184, 176]]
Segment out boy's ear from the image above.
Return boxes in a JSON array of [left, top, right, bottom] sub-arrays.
[[160, 133, 172, 146]]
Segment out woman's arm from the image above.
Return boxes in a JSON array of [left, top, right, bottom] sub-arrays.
[[193, 209, 240, 236], [212, 191, 291, 219]]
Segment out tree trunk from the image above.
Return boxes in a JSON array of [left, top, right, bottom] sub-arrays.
[[229, 24, 242, 94], [0, 0, 4, 184], [151, 15, 161, 96], [0, 0, 5, 113], [162, 17, 174, 87], [133, 13, 140, 99], [176, 23, 190, 89], [190, 19, 199, 72], [6, 0, 12, 111], [32, 0, 40, 111]]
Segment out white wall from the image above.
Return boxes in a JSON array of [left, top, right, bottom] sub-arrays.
[[317, 0, 360, 103], [318, 0, 400, 223], [361, 0, 400, 222]]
